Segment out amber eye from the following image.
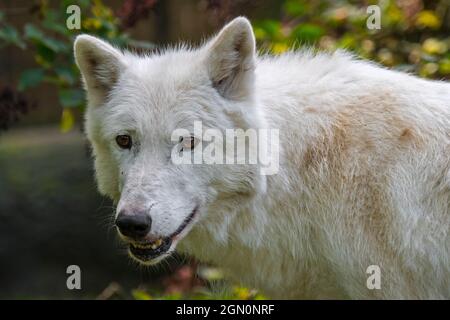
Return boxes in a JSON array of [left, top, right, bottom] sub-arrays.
[[116, 135, 132, 149], [180, 136, 196, 151]]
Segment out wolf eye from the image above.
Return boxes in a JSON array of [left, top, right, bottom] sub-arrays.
[[180, 136, 196, 152], [116, 135, 132, 149]]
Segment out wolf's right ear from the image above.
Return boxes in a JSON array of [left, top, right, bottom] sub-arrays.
[[205, 17, 256, 100], [74, 35, 126, 104]]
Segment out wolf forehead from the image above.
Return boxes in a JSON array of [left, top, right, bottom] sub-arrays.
[[92, 53, 230, 136], [106, 50, 216, 108], [121, 48, 212, 94]]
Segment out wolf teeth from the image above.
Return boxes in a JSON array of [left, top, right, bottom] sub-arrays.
[[134, 243, 150, 249], [133, 239, 163, 250], [151, 239, 163, 249]]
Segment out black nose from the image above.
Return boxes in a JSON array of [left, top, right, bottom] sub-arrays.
[[115, 211, 152, 239]]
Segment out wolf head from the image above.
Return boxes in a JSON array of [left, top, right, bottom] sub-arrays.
[[74, 17, 268, 264]]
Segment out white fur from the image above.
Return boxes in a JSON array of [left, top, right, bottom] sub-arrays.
[[74, 17, 450, 299]]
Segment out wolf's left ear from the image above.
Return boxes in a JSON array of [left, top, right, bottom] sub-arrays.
[[74, 35, 126, 105], [205, 17, 256, 100]]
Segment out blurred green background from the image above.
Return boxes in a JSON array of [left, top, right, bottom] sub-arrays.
[[0, 0, 449, 299]]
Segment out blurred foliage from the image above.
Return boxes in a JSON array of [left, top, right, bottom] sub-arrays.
[[129, 286, 266, 300], [0, 0, 155, 132], [1, 0, 448, 132], [95, 265, 266, 300], [254, 0, 449, 79], [100, 284, 265, 300]]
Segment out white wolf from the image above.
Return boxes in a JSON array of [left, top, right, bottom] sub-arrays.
[[74, 17, 450, 299]]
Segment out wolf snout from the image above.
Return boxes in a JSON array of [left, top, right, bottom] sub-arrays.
[[115, 209, 152, 239]]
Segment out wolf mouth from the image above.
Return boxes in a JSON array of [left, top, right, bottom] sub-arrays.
[[128, 206, 198, 262]]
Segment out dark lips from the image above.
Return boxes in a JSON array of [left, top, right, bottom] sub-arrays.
[[128, 205, 198, 262]]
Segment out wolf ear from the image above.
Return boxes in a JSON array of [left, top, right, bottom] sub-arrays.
[[205, 17, 256, 100], [74, 35, 125, 104]]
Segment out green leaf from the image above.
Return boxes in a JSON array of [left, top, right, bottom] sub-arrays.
[[60, 108, 75, 133], [24, 24, 45, 41], [58, 89, 85, 108], [41, 10, 70, 36], [439, 59, 450, 75], [283, 0, 306, 17], [0, 25, 26, 49], [35, 43, 56, 67], [44, 37, 69, 52], [24, 24, 68, 52], [43, 20, 70, 36], [131, 290, 152, 300], [55, 66, 77, 85], [18, 69, 45, 91], [256, 20, 281, 39], [160, 293, 183, 300], [291, 24, 324, 44]]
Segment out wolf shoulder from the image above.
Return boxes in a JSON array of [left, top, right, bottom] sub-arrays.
[[254, 50, 450, 136]]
